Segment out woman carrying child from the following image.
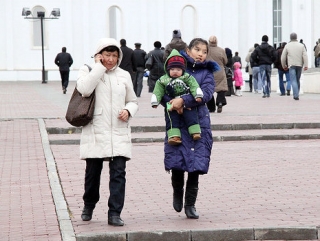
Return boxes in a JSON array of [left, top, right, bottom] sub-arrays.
[[161, 38, 219, 219]]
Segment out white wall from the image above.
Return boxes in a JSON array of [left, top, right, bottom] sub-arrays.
[[0, 0, 319, 81]]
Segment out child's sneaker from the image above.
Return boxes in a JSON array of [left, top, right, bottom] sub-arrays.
[[192, 133, 201, 140], [168, 136, 182, 145]]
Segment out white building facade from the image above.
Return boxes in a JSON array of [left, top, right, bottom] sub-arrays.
[[1, 0, 319, 81]]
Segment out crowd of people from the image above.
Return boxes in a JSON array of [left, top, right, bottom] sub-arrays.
[[246, 33, 309, 100], [64, 29, 315, 226]]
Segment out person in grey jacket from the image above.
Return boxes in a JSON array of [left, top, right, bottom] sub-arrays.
[[163, 29, 187, 61], [54, 47, 73, 94], [281, 32, 308, 100], [76, 38, 138, 226]]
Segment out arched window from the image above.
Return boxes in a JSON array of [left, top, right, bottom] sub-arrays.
[[108, 6, 122, 40], [273, 0, 282, 47], [32, 6, 47, 48], [182, 5, 197, 44]]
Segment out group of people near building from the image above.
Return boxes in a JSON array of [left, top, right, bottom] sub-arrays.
[[59, 29, 311, 227], [246, 33, 308, 100]]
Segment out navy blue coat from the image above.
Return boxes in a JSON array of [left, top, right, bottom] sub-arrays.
[[162, 50, 219, 174]]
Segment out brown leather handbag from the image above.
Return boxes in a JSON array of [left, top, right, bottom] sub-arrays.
[[65, 65, 95, 127]]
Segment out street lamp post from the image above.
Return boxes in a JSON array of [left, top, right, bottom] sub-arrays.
[[22, 7, 60, 83]]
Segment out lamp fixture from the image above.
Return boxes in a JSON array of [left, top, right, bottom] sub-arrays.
[[21, 7, 60, 83], [51, 8, 60, 17], [22, 7, 31, 16], [37, 11, 45, 18]]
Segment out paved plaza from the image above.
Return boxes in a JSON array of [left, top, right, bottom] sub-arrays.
[[0, 80, 320, 241]]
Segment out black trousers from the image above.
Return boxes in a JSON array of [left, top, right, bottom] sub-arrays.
[[83, 157, 127, 217], [171, 169, 199, 189], [207, 91, 227, 112], [226, 78, 235, 96], [248, 74, 253, 91], [59, 70, 70, 89]]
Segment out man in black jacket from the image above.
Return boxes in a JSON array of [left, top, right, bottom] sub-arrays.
[[119, 39, 136, 85], [145, 41, 165, 92], [55, 47, 73, 94], [251, 35, 277, 98], [133, 43, 146, 97]]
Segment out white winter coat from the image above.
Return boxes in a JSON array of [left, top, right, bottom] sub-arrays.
[[76, 38, 139, 160]]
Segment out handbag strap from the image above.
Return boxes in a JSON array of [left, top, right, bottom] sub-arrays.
[[84, 64, 92, 72]]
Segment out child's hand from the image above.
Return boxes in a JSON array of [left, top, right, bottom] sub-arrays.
[[196, 97, 202, 103], [177, 107, 184, 114]]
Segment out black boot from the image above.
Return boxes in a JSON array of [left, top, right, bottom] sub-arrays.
[[217, 103, 223, 113], [173, 188, 184, 212], [81, 206, 93, 221], [172, 175, 184, 212], [287, 90, 290, 96], [184, 187, 199, 219]]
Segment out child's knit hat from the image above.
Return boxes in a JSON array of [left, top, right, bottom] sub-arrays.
[[167, 56, 186, 71], [172, 29, 181, 38]]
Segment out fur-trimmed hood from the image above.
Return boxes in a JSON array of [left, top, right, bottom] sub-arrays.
[[180, 50, 220, 73]]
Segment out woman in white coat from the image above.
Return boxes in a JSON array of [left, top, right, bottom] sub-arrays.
[[76, 38, 138, 226]]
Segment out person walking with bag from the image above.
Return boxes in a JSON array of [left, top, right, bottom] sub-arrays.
[[163, 38, 219, 219], [76, 38, 138, 226]]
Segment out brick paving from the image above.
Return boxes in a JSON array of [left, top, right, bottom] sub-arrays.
[[0, 80, 320, 241]]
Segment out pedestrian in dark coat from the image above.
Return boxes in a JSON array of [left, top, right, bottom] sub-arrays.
[[225, 47, 235, 96], [162, 38, 219, 220], [54, 47, 73, 94], [274, 42, 291, 96], [251, 35, 277, 98], [119, 39, 136, 84], [145, 41, 165, 92], [133, 43, 146, 97]]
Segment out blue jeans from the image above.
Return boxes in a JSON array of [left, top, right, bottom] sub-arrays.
[[278, 69, 291, 94], [252, 66, 262, 92], [289, 66, 302, 98], [83, 157, 127, 217], [260, 64, 272, 95]]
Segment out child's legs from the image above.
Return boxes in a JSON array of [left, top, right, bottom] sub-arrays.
[[165, 109, 181, 138], [183, 108, 201, 135]]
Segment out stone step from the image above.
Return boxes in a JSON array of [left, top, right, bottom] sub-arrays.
[[48, 128, 320, 145], [46, 122, 320, 135]]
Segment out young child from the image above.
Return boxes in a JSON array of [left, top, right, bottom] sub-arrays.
[[233, 61, 243, 96], [151, 49, 203, 145]]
